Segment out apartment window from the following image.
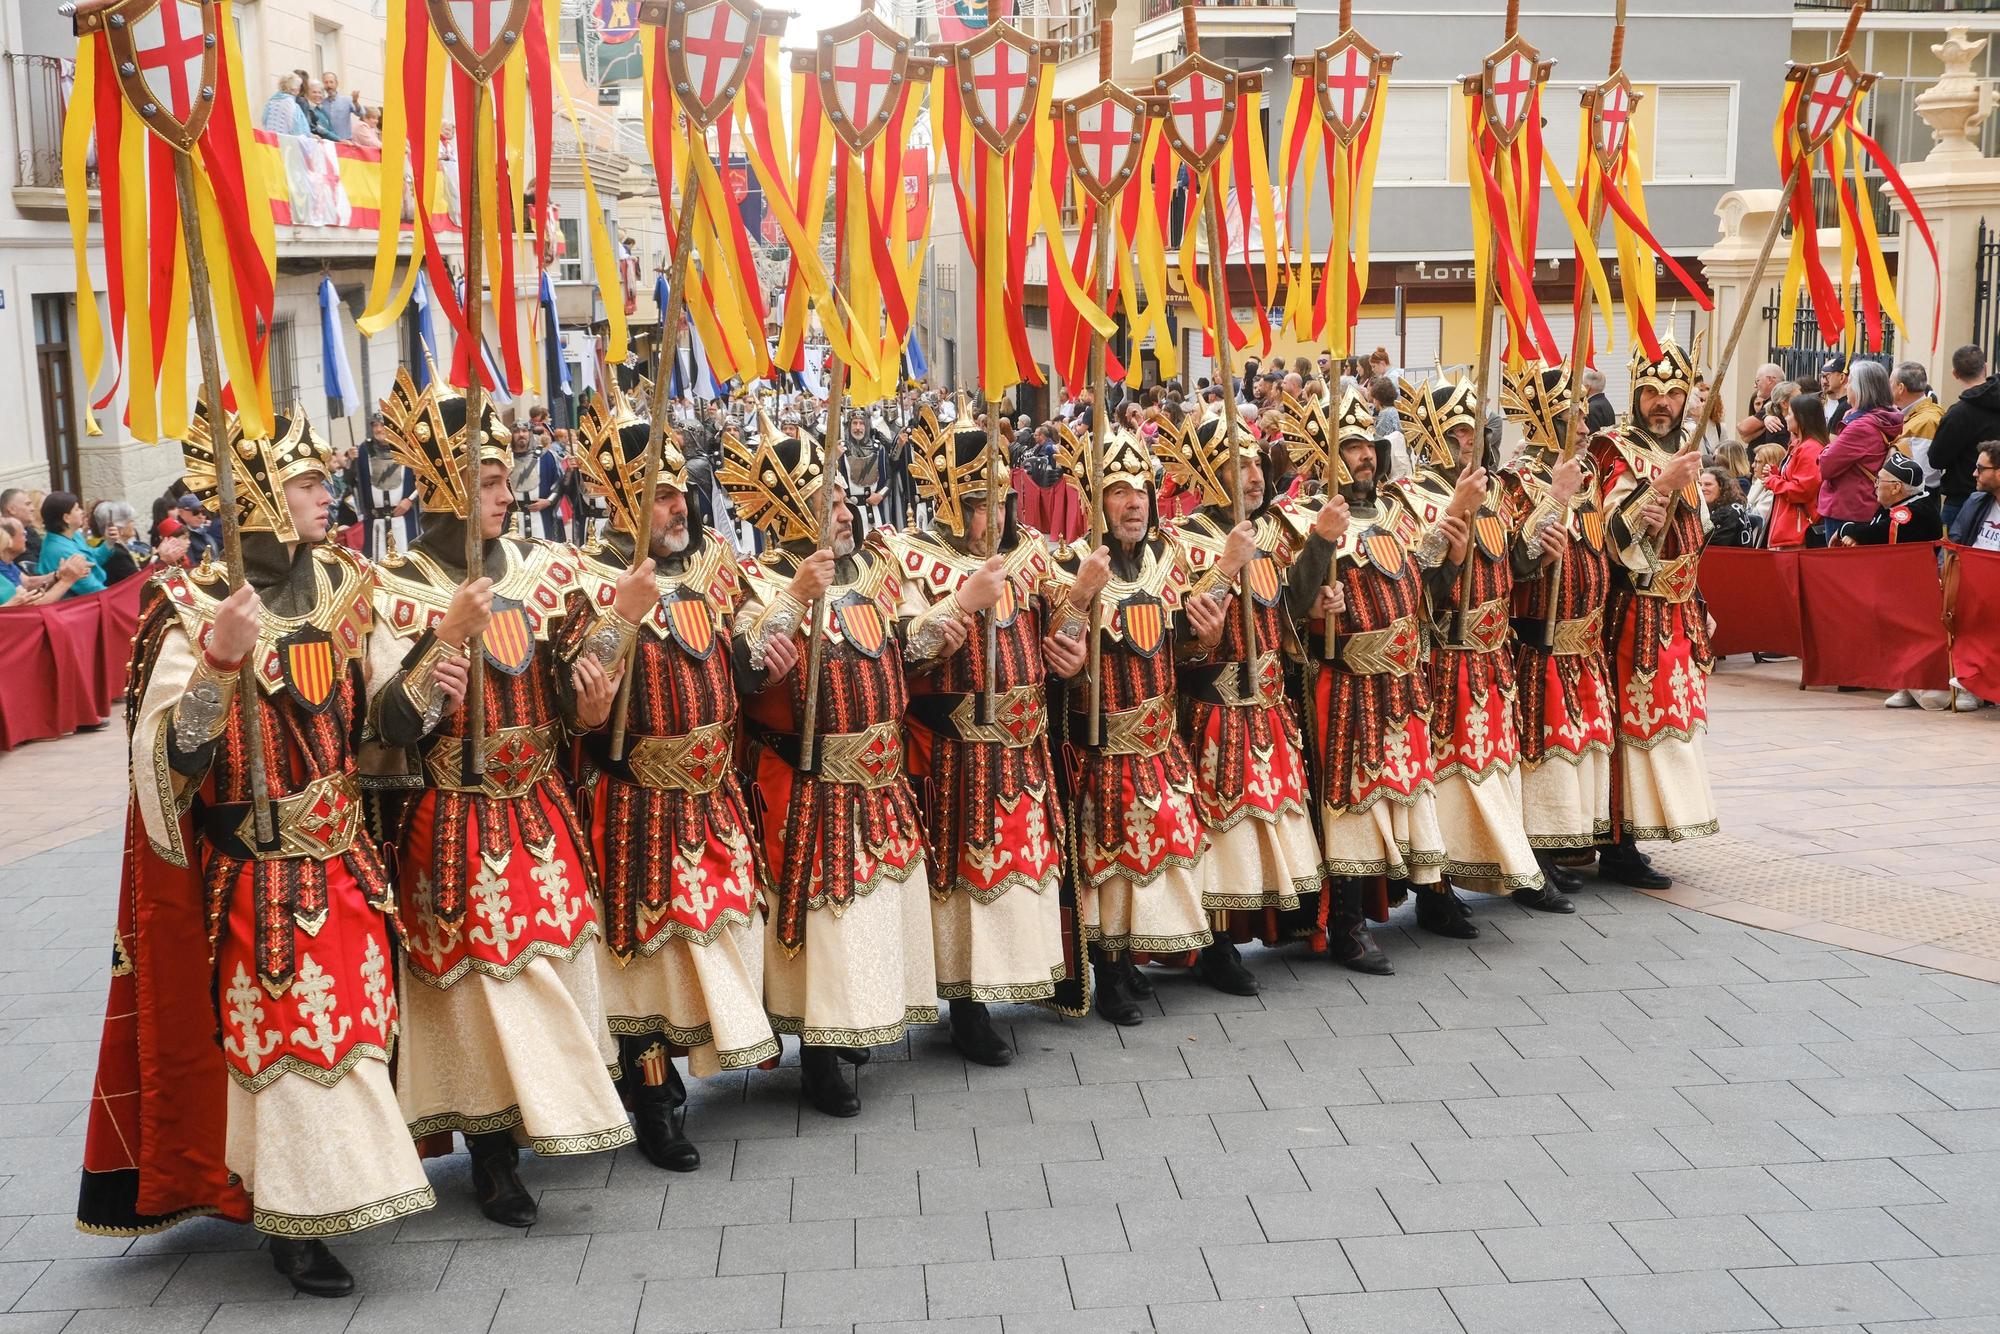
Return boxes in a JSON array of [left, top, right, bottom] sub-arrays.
[[557, 217, 584, 283], [269, 318, 297, 411], [313, 22, 341, 82], [1650, 85, 1734, 183], [1375, 86, 1451, 184]]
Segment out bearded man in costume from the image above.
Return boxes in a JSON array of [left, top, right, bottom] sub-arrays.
[[1049, 426, 1228, 1025], [1588, 336, 1720, 883], [720, 411, 939, 1118], [77, 406, 433, 1296], [880, 402, 1104, 1065], [1155, 411, 1326, 994], [367, 369, 638, 1228], [1498, 362, 1617, 891], [1386, 375, 1573, 933], [562, 388, 780, 1168]]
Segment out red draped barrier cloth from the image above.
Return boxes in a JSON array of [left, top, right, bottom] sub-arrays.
[[0, 576, 146, 751], [1947, 544, 2000, 703], [1699, 547, 1805, 659], [1795, 542, 1951, 691]]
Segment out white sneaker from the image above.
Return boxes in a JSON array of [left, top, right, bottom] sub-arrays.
[[1884, 690, 1918, 708], [1953, 687, 1990, 712], [1913, 690, 1955, 711]]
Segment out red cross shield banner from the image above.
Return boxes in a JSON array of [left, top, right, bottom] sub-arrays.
[[1314, 31, 1389, 146], [98, 0, 220, 153], [1793, 57, 1862, 156], [1587, 72, 1638, 173], [665, 591, 716, 659], [1118, 595, 1166, 658], [1155, 55, 1238, 172], [952, 23, 1045, 155], [834, 594, 888, 658], [664, 0, 759, 129], [278, 627, 338, 714], [428, 0, 533, 82], [815, 10, 910, 154], [482, 598, 537, 675], [1479, 35, 1547, 147], [1062, 84, 1146, 204]]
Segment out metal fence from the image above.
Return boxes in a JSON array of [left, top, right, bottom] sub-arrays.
[[1763, 291, 1897, 389], [5, 53, 74, 191], [1972, 217, 2000, 373]]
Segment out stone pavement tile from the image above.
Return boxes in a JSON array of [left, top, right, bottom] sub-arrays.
[[1150, 1297, 1308, 1333], [792, 1169, 920, 1222], [1328, 1101, 1464, 1146], [915, 1088, 1032, 1132], [1092, 1114, 1224, 1161], [1249, 1189, 1400, 1242], [718, 1218, 855, 1275], [1795, 1075, 1949, 1118], [1287, 1035, 1410, 1072], [1679, 1080, 1832, 1125], [1541, 963, 1667, 995], [1064, 1245, 1217, 1308], [1626, 985, 1753, 1022], [1915, 1032, 2000, 1070], [1202, 1238, 1359, 1299], [1640, 1166, 1808, 1219], [658, 1175, 793, 1227], [1042, 1156, 1179, 1209], [1901, 1107, 2000, 1154], [962, 1052, 1079, 1095], [1922, 1001, 2000, 1035], [1538, 1129, 1689, 1176], [578, 1228, 726, 1284], [1218, 1009, 1334, 1045], [330, 1239, 459, 1293], [1877, 1254, 2000, 1320], [1805, 1039, 1953, 1079], [1023, 1083, 1146, 1125], [1245, 1069, 1378, 1112], [1767, 1159, 1940, 1210], [1140, 1075, 1263, 1118], [988, 1204, 1125, 1260], [1380, 1181, 1530, 1234], [999, 1306, 1151, 1334], [1118, 1195, 1262, 1251], [438, 1235, 590, 1290], [919, 1165, 1050, 1217], [1320, 1002, 1436, 1038], [1613, 1215, 1791, 1273], [1179, 1042, 1303, 1079], [730, 1133, 856, 1180], [1475, 1222, 1648, 1282], [1210, 1107, 1343, 1154], [1580, 1049, 1724, 1091], [0, 1315, 100, 1334], [1392, 1028, 1516, 1067], [858, 1320, 999, 1334], [148, 1249, 296, 1309], [1296, 1288, 1465, 1334], [1710, 1011, 1850, 1049], [1651, 1122, 1810, 1171], [1500, 1023, 1630, 1061], [12, 1254, 182, 1310], [1410, 1135, 1563, 1185], [337, 1290, 505, 1334], [1070, 1047, 1189, 1087], [1733, 1262, 1927, 1327], [860, 1129, 980, 1175], [1738, 951, 1865, 984], [1292, 1144, 1436, 1193], [1828, 975, 1965, 1009], [488, 1281, 643, 1334], [1646, 956, 1766, 988], [1889, 1148, 2000, 1202], [1364, 1063, 1493, 1104], [1510, 1173, 1672, 1226], [1696, 1044, 1843, 1085], [1913, 1068, 2000, 1109], [0, 1213, 131, 1261], [1586, 1270, 1777, 1334], [1169, 1148, 1307, 1199], [529, 1184, 668, 1236], [1340, 1231, 1504, 1291], [1421, 997, 1544, 1031], [1442, 1277, 1620, 1334], [1603, 1016, 1738, 1053], [1818, 1005, 1959, 1042], [1447, 1093, 1586, 1139], [785, 1264, 926, 1325], [58, 1308, 215, 1334], [1449, 968, 1563, 1001], [1727, 981, 1861, 1015], [1560, 1087, 1707, 1133], [202, 1297, 362, 1334], [972, 1121, 1100, 1168], [1749, 1207, 1934, 1265], [1886, 1197, 2000, 1256], [923, 1255, 1070, 1318]]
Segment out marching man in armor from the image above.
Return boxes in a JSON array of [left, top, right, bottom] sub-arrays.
[[720, 411, 940, 1118], [563, 388, 779, 1167], [366, 369, 636, 1229], [78, 405, 433, 1296]]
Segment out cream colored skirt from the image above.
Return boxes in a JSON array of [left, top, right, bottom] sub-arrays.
[[1081, 863, 1213, 956], [1522, 746, 1614, 849], [1323, 790, 1446, 886], [1619, 730, 1721, 842], [227, 1060, 434, 1239], [1433, 764, 1544, 894], [598, 917, 779, 1078], [1201, 807, 1323, 914], [396, 942, 634, 1155], [765, 866, 940, 1048], [932, 873, 1067, 1004]]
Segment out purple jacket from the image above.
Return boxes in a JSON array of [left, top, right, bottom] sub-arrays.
[[1816, 405, 1902, 525]]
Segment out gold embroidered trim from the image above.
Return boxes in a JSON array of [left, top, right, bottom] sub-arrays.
[[765, 1008, 941, 1047], [253, 1184, 436, 1239]]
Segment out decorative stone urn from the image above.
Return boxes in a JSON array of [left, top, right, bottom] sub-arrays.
[[1913, 26, 1995, 162]]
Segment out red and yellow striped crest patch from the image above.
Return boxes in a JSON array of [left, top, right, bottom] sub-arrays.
[[1363, 532, 1406, 578], [1119, 596, 1165, 657], [1245, 555, 1281, 606], [1473, 513, 1508, 560], [483, 604, 536, 675], [279, 631, 336, 713], [667, 595, 715, 659], [835, 598, 888, 658], [992, 580, 1019, 627], [1580, 507, 1606, 551]]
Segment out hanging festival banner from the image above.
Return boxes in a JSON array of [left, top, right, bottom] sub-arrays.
[[1048, 75, 1148, 395], [1279, 6, 1396, 356]]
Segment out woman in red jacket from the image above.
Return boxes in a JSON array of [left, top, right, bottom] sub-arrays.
[[1816, 361, 1903, 542], [1766, 392, 1828, 548]]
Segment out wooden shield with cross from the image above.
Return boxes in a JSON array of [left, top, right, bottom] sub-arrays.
[[86, 0, 220, 153], [806, 8, 915, 155], [1060, 83, 1146, 205], [949, 22, 1054, 156], [1152, 54, 1246, 174], [1475, 33, 1550, 149], [1789, 55, 1869, 158], [653, 0, 779, 130], [1583, 70, 1640, 176], [1306, 30, 1395, 148], [427, 0, 533, 83]]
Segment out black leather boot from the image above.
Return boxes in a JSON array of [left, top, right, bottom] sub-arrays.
[[1512, 880, 1577, 914], [1598, 837, 1672, 889], [1092, 954, 1144, 1027], [623, 1040, 700, 1172], [835, 1047, 872, 1066], [1327, 878, 1392, 975], [1125, 962, 1156, 999], [1535, 851, 1583, 894], [949, 998, 1014, 1066], [467, 1131, 537, 1228], [268, 1237, 353, 1298], [800, 1045, 860, 1118], [1414, 884, 1479, 939], [1193, 938, 1260, 995]]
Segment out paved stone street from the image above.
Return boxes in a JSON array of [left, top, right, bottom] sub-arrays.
[[3, 660, 1998, 1334]]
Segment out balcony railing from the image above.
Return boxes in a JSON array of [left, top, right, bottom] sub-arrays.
[[1795, 0, 2000, 10], [6, 53, 78, 192], [1140, 0, 1293, 22]]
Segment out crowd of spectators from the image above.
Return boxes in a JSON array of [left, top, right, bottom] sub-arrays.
[[261, 69, 380, 146]]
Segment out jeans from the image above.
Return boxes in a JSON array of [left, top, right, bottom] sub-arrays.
[[1942, 498, 1963, 532]]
